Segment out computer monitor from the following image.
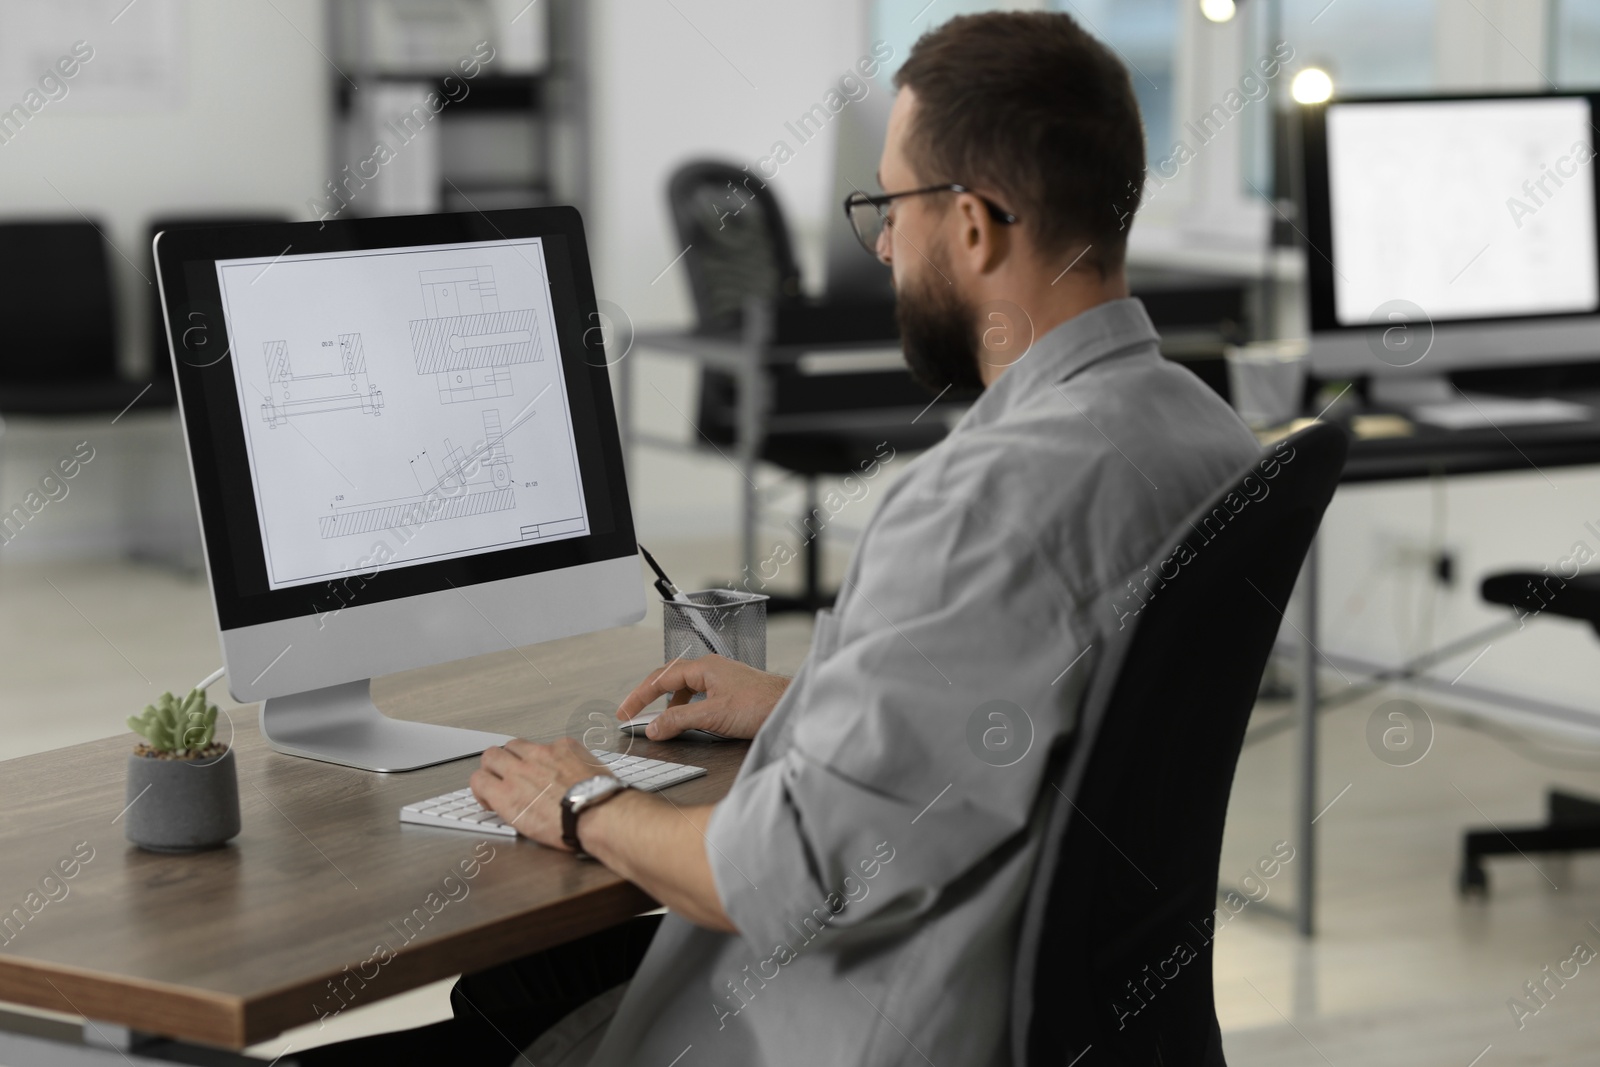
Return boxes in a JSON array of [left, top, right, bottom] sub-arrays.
[[155, 208, 644, 772], [1301, 92, 1600, 378]]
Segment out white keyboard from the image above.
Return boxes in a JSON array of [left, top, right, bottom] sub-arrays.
[[398, 749, 708, 836]]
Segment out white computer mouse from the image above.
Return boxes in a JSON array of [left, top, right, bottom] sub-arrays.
[[619, 705, 735, 742]]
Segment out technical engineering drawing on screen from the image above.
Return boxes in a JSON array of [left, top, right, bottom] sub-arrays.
[[216, 238, 590, 591], [1326, 97, 1599, 326]]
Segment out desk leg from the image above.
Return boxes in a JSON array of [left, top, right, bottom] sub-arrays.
[[1295, 534, 1319, 937], [617, 346, 633, 470], [735, 334, 767, 582], [736, 383, 760, 580]]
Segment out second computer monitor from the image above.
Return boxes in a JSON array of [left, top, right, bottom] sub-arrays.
[[1301, 92, 1600, 376]]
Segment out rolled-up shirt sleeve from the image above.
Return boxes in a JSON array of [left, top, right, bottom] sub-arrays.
[[703, 487, 1096, 955]]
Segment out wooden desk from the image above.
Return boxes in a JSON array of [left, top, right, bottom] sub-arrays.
[[0, 623, 748, 1052]]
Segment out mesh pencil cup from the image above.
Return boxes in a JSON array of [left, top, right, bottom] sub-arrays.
[[662, 589, 769, 670]]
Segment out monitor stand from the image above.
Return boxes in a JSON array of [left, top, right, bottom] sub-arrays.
[[259, 679, 514, 773]]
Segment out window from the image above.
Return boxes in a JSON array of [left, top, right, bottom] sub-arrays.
[[1273, 0, 1436, 95], [1053, 0, 1179, 175], [1242, 0, 1437, 197], [867, 0, 1179, 180], [1552, 0, 1600, 87], [868, 0, 1021, 77]]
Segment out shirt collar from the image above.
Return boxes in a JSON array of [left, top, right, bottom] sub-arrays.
[[956, 296, 1160, 430]]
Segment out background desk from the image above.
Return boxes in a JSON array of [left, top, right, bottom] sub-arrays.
[[619, 298, 966, 590], [1289, 404, 1600, 937], [0, 622, 764, 1060]]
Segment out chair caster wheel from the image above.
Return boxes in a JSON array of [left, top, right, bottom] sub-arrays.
[[1459, 862, 1488, 897]]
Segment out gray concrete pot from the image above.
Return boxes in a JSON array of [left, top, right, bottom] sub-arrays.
[[124, 747, 241, 853]]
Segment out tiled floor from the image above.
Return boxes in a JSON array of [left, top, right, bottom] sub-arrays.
[[4, 550, 1600, 1064]]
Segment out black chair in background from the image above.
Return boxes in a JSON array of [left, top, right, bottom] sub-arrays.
[[1455, 572, 1600, 894], [146, 214, 288, 406], [666, 160, 952, 612], [668, 160, 804, 334], [1014, 423, 1348, 1066], [0, 220, 147, 415]]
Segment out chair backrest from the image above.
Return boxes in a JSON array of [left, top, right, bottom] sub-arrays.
[[147, 214, 287, 393], [0, 220, 117, 383], [666, 162, 949, 453], [666, 160, 802, 336], [1013, 422, 1348, 1067]]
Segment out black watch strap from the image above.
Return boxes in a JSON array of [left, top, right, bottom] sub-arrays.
[[561, 780, 630, 858]]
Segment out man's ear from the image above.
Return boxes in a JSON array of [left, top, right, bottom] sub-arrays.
[[954, 193, 1007, 275]]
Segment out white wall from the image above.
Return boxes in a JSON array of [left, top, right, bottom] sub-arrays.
[[0, 0, 330, 563], [0, 0, 331, 378], [587, 0, 872, 326], [1319, 470, 1600, 722]]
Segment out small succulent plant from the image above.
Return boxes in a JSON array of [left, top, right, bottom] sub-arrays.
[[128, 689, 221, 757]]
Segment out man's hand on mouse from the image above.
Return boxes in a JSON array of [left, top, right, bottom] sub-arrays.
[[471, 737, 606, 849], [616, 654, 790, 741]]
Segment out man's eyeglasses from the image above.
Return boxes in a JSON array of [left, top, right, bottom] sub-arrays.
[[843, 184, 1018, 260]]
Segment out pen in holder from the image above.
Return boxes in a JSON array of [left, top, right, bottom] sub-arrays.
[[662, 589, 769, 671]]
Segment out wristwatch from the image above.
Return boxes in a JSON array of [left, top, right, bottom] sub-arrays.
[[560, 775, 631, 858]]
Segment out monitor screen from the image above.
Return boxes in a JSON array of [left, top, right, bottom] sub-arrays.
[[1325, 96, 1599, 326], [215, 239, 590, 591], [156, 209, 636, 634]]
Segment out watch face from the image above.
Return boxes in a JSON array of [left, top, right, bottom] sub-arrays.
[[570, 775, 620, 804]]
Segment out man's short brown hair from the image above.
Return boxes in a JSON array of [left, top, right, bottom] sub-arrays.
[[893, 11, 1145, 275]]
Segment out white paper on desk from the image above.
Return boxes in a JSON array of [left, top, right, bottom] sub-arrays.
[[1411, 396, 1592, 430]]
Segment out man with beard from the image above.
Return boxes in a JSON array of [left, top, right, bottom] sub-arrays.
[[300, 10, 1260, 1067]]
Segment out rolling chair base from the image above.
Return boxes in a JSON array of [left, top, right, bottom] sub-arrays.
[[1459, 789, 1600, 895]]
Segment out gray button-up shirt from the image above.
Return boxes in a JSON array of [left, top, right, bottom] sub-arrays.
[[578, 298, 1259, 1067]]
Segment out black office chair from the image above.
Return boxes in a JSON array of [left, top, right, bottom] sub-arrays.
[[1013, 422, 1348, 1066], [666, 160, 950, 612], [145, 214, 289, 407], [1455, 571, 1600, 894], [0, 220, 147, 415]]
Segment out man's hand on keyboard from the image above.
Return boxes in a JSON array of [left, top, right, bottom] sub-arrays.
[[616, 654, 790, 741], [471, 737, 608, 850]]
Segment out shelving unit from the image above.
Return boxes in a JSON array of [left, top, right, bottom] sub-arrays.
[[324, 0, 588, 218]]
